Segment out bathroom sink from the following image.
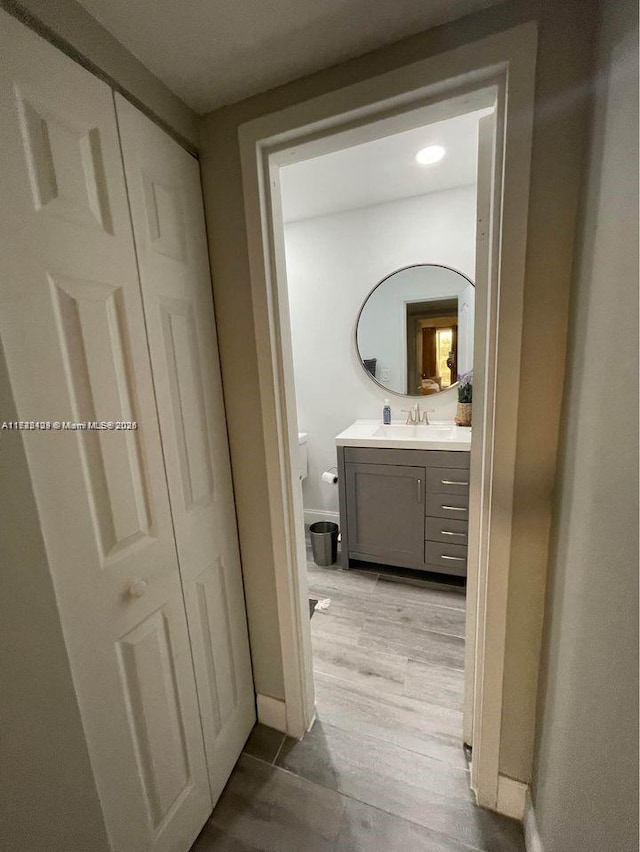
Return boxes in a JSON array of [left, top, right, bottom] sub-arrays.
[[373, 423, 456, 440], [335, 419, 471, 451]]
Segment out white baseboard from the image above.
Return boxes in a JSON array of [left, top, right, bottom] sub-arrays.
[[496, 774, 528, 821], [303, 509, 340, 527], [524, 791, 544, 852], [256, 694, 287, 732]]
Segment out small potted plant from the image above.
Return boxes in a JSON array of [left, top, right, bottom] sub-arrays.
[[455, 371, 473, 426]]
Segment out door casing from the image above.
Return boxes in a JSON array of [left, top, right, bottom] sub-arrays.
[[237, 22, 537, 813]]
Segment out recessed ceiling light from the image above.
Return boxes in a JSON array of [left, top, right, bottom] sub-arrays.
[[416, 145, 446, 165]]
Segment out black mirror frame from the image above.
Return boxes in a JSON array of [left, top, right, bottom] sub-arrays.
[[354, 263, 475, 398]]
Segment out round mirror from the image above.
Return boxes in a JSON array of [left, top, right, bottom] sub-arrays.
[[356, 264, 475, 397]]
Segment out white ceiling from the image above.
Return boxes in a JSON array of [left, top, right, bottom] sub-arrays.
[[280, 108, 492, 223], [76, 0, 500, 113]]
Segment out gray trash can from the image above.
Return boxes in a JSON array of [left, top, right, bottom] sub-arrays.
[[309, 521, 339, 566]]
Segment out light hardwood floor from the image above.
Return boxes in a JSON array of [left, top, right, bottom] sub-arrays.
[[192, 560, 525, 851]]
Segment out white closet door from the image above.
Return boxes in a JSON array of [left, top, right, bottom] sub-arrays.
[[0, 13, 211, 851], [116, 96, 255, 803]]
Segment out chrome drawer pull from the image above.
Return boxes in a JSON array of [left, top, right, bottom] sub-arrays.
[[441, 530, 466, 537], [441, 555, 466, 561], [441, 505, 467, 512], [417, 478, 422, 503], [441, 479, 469, 486]]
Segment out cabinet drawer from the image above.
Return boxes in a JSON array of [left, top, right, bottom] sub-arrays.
[[425, 541, 467, 576], [343, 447, 469, 468], [426, 467, 470, 495], [425, 493, 469, 520], [426, 516, 468, 544]]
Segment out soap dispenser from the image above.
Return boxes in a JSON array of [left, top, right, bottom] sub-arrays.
[[383, 399, 391, 425]]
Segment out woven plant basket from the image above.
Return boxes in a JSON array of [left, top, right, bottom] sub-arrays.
[[455, 402, 472, 426]]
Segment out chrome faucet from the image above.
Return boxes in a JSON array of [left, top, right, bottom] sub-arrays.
[[401, 406, 416, 424], [401, 402, 433, 425]]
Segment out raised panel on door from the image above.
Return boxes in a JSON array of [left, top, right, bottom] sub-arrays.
[[345, 462, 426, 569], [116, 94, 255, 804], [50, 274, 152, 558], [0, 13, 211, 851], [116, 605, 195, 829]]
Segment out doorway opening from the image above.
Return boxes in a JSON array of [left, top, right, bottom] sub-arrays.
[[237, 21, 536, 819], [407, 298, 459, 392], [268, 104, 487, 823]]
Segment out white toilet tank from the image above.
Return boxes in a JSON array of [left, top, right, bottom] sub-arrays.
[[297, 432, 308, 481]]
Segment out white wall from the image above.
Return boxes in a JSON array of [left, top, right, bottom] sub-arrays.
[[284, 184, 476, 520]]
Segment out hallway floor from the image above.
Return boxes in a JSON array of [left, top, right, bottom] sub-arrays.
[[192, 562, 525, 851]]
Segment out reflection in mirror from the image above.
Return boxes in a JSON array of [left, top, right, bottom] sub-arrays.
[[356, 264, 474, 397]]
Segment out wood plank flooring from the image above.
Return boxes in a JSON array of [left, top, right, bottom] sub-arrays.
[[192, 560, 525, 851]]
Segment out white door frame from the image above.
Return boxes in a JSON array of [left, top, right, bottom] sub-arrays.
[[238, 22, 537, 812]]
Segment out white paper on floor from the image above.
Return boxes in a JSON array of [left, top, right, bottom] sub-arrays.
[[314, 598, 331, 613]]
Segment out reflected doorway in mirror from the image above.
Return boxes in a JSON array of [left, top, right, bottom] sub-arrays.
[[355, 264, 474, 397]]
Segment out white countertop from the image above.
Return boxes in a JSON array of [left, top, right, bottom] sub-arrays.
[[335, 419, 471, 452]]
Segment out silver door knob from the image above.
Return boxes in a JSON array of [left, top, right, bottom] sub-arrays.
[[128, 579, 147, 598]]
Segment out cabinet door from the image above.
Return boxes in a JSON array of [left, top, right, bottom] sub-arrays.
[[115, 96, 255, 805], [0, 12, 211, 851], [346, 463, 425, 569]]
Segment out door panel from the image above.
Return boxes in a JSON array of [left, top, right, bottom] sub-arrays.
[[16, 85, 114, 232], [50, 274, 153, 555], [195, 560, 239, 735], [117, 608, 193, 828], [346, 462, 426, 569], [0, 13, 211, 851], [158, 297, 215, 508], [116, 95, 255, 804]]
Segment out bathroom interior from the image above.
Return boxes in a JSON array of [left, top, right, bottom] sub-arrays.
[[272, 104, 493, 793]]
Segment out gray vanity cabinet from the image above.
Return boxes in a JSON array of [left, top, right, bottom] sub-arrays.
[[345, 463, 425, 570], [337, 446, 470, 577]]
